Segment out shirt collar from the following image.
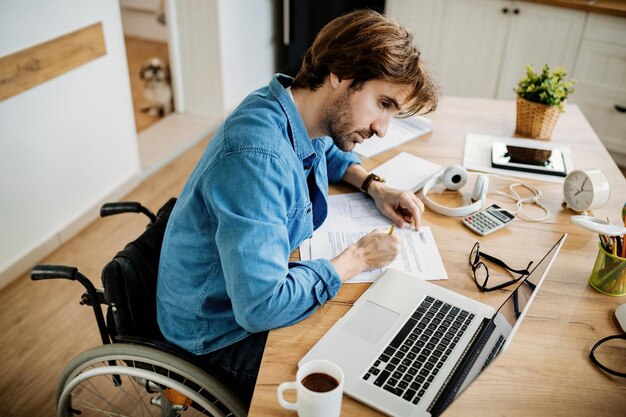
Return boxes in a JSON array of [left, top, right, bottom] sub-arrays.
[[269, 74, 316, 164]]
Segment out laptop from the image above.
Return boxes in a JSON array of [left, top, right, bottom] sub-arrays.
[[300, 234, 567, 417]]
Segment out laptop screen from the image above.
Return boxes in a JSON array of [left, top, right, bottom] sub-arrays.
[[494, 233, 566, 351], [436, 234, 567, 416]]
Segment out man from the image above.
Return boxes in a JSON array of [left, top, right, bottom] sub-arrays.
[[157, 9, 438, 406]]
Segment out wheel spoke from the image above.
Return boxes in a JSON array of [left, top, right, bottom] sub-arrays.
[[58, 345, 243, 417]]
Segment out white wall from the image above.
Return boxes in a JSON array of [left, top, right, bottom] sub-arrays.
[[169, 0, 276, 117], [217, 0, 275, 112], [0, 0, 141, 286]]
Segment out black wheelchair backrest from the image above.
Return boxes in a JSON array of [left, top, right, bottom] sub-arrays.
[[102, 198, 176, 342]]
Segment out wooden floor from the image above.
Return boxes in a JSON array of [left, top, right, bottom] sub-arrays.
[[124, 36, 170, 133], [0, 135, 209, 417]]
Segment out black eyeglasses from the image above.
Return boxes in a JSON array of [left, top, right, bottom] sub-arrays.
[[469, 242, 533, 292]]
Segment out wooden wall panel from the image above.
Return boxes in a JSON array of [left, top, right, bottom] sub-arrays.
[[0, 22, 106, 102]]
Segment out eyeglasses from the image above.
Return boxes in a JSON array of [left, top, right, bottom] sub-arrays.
[[468, 242, 533, 292]]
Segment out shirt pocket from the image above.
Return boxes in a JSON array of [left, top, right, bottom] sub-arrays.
[[286, 201, 313, 250]]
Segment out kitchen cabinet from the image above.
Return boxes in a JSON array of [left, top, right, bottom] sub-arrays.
[[571, 13, 626, 163], [387, 0, 625, 165], [436, 0, 511, 97], [495, 1, 585, 99], [389, 0, 585, 98], [386, 0, 445, 71]]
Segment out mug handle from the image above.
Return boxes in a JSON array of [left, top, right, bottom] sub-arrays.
[[277, 381, 298, 410]]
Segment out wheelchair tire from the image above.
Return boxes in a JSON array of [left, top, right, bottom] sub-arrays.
[[56, 343, 247, 417]]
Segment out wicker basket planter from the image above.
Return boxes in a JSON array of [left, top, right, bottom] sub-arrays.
[[515, 96, 562, 140]]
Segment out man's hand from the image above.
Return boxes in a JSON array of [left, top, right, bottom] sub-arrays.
[[368, 181, 424, 231], [331, 229, 402, 282]]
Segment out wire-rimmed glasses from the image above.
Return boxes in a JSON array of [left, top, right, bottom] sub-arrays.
[[469, 242, 533, 292]]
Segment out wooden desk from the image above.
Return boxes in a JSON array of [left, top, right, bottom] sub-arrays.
[[248, 97, 626, 417]]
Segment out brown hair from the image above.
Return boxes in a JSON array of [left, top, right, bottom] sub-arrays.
[[292, 9, 438, 116]]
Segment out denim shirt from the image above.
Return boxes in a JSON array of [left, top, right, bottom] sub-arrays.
[[156, 74, 361, 355]]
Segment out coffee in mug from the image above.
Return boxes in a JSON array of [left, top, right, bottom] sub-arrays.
[[277, 359, 344, 417], [301, 372, 339, 392]]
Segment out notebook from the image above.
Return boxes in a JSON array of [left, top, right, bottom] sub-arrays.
[[300, 234, 566, 417], [371, 152, 443, 193]]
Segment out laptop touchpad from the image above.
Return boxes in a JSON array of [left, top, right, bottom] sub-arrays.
[[342, 300, 400, 345]]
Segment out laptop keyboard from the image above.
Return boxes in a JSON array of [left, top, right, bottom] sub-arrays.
[[362, 296, 475, 405], [482, 334, 505, 371]]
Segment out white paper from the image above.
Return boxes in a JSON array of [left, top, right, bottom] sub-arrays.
[[354, 116, 433, 158], [308, 226, 446, 283], [463, 133, 573, 183], [371, 152, 444, 192], [299, 193, 448, 283]]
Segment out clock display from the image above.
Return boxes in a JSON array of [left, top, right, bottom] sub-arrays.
[[563, 169, 610, 213]]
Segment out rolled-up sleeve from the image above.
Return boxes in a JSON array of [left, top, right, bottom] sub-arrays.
[[323, 137, 361, 183], [204, 151, 342, 333]]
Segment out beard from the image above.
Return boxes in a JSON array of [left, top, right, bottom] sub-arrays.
[[321, 89, 373, 152]]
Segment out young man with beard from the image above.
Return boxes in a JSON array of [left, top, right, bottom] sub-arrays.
[[156, 9, 438, 406]]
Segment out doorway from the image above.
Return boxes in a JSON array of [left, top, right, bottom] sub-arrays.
[[120, 0, 171, 133], [125, 37, 170, 132]]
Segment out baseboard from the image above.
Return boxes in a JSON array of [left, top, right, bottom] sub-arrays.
[[0, 235, 62, 292], [0, 173, 141, 291], [0, 112, 222, 292]]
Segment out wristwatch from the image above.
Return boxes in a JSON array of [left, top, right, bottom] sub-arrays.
[[360, 173, 385, 195]]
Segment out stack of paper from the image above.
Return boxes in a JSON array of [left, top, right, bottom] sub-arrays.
[[300, 193, 448, 283], [371, 152, 443, 193], [354, 116, 433, 158]]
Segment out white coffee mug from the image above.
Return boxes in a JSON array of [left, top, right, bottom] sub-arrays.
[[277, 359, 345, 417]]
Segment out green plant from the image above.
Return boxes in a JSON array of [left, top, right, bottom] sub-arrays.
[[515, 64, 575, 112]]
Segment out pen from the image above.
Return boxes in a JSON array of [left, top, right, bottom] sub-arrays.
[[599, 234, 609, 251], [389, 224, 395, 235], [612, 237, 618, 256]]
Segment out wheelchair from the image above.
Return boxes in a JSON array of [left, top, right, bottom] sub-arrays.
[[31, 198, 247, 417]]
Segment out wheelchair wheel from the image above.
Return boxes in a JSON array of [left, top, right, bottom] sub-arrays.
[[57, 343, 247, 417]]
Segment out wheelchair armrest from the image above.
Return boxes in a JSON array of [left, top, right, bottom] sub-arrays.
[[32, 264, 111, 346], [100, 202, 157, 223], [31, 264, 78, 281]]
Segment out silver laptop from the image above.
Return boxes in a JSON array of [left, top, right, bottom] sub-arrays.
[[300, 234, 566, 417]]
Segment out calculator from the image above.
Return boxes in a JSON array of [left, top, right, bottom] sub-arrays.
[[463, 204, 515, 236]]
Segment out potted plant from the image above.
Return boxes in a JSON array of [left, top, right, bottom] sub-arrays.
[[514, 64, 575, 140]]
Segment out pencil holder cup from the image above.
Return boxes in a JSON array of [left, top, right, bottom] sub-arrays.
[[588, 243, 626, 296]]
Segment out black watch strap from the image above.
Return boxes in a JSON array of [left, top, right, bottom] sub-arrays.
[[360, 173, 385, 195]]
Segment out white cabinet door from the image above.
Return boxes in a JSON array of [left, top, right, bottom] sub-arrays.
[[437, 0, 510, 98], [385, 0, 445, 78], [496, 2, 586, 100], [572, 14, 626, 158]]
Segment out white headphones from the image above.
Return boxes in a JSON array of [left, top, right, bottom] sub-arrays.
[[419, 165, 489, 217]]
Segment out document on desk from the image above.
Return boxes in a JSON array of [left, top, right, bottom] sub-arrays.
[[371, 152, 443, 192], [299, 193, 448, 283], [354, 116, 432, 158]]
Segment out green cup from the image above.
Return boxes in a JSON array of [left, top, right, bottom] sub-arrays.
[[589, 243, 626, 296]]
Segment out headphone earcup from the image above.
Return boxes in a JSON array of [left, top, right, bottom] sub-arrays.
[[471, 175, 489, 203], [419, 168, 488, 217], [441, 165, 468, 190]]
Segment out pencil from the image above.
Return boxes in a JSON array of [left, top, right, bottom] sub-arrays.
[[389, 224, 395, 235]]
